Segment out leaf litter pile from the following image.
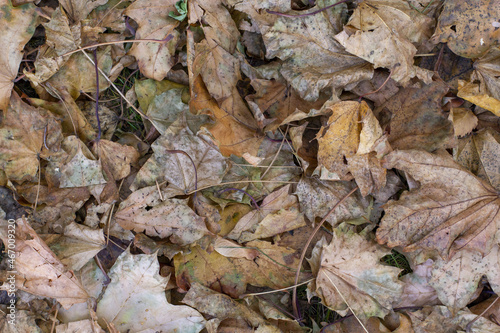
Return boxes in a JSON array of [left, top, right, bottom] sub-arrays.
[[0, 0, 500, 332]]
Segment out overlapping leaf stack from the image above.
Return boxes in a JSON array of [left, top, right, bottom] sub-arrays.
[[1, 0, 500, 332]]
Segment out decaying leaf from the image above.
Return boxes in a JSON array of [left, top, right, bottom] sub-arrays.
[[41, 222, 106, 271], [394, 259, 440, 308], [432, 0, 500, 58], [124, 0, 180, 81], [309, 225, 403, 320], [448, 107, 478, 137], [0, 92, 62, 183], [96, 248, 205, 332], [132, 122, 227, 194], [0, 218, 90, 309], [174, 241, 309, 298], [227, 184, 306, 242], [336, 0, 434, 84], [0, 0, 38, 110], [115, 185, 209, 246], [376, 149, 500, 258]]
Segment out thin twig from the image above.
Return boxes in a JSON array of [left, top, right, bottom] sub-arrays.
[[466, 296, 500, 332], [267, 0, 349, 18], [80, 50, 150, 121], [61, 35, 173, 57], [292, 186, 359, 320], [240, 278, 315, 298], [262, 126, 289, 179], [93, 49, 101, 142], [359, 70, 393, 101]]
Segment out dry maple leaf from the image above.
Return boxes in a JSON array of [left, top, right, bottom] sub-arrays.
[[0, 218, 90, 309], [132, 122, 227, 194], [0, 92, 63, 183], [335, 0, 434, 85], [376, 149, 500, 258], [308, 226, 403, 320], [0, 0, 38, 110], [115, 185, 209, 246], [124, 0, 180, 81], [429, 246, 500, 312], [174, 241, 309, 298], [96, 249, 205, 332], [226, 184, 306, 242]]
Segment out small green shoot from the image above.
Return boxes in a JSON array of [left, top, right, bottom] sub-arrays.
[[169, 0, 187, 21]]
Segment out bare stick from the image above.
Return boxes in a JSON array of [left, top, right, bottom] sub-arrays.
[[466, 296, 499, 332], [267, 0, 348, 18], [240, 278, 315, 298], [292, 186, 359, 320], [93, 49, 101, 142], [61, 35, 173, 57]]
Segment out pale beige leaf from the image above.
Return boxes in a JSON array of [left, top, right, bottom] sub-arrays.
[[56, 319, 105, 333], [0, 218, 90, 309], [227, 184, 306, 242], [59, 0, 107, 23], [312, 226, 403, 320], [214, 237, 259, 260], [394, 259, 439, 308], [132, 125, 227, 194], [96, 249, 205, 332], [295, 177, 367, 227], [115, 185, 208, 245], [41, 222, 106, 271]]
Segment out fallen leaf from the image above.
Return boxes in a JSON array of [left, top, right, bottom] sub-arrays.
[[432, 0, 500, 58], [227, 184, 306, 242], [295, 177, 367, 227], [0, 92, 63, 183], [96, 248, 205, 332], [59, 0, 107, 23], [394, 259, 440, 308], [375, 79, 456, 151], [56, 320, 105, 333], [239, 1, 373, 101], [448, 107, 478, 137], [335, 0, 433, 84], [174, 241, 309, 298], [92, 139, 139, 180], [455, 129, 500, 191], [41, 222, 106, 271], [182, 282, 272, 332], [0, 218, 90, 309], [309, 225, 403, 320], [124, 0, 180, 81], [458, 79, 500, 116], [376, 149, 500, 258], [132, 123, 228, 194], [0, 0, 38, 110], [214, 236, 259, 260], [115, 185, 209, 246]]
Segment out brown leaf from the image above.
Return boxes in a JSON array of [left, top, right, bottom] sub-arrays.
[[432, 0, 500, 58], [448, 107, 478, 137], [295, 177, 368, 227], [115, 185, 209, 246], [376, 149, 500, 258], [191, 76, 264, 157], [376, 79, 456, 152], [394, 259, 439, 308], [124, 0, 180, 81], [0, 218, 90, 309], [0, 0, 38, 110], [92, 139, 139, 180]]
